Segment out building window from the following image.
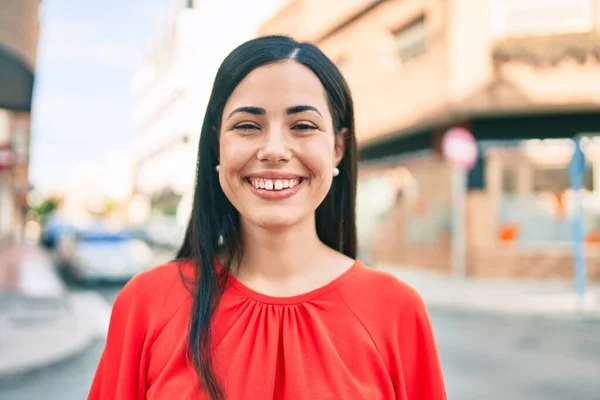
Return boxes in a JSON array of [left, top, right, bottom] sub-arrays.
[[393, 15, 427, 63], [490, 0, 594, 37]]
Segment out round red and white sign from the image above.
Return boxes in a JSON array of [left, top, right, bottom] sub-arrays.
[[442, 127, 478, 170]]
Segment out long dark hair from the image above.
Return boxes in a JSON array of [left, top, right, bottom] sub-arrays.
[[176, 35, 358, 400]]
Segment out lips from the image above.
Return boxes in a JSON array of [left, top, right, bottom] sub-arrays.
[[243, 174, 306, 200]]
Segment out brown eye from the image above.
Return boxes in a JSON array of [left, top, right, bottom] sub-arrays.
[[234, 123, 260, 131], [292, 123, 317, 132]]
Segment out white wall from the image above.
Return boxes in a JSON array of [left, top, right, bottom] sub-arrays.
[[0, 178, 15, 239]]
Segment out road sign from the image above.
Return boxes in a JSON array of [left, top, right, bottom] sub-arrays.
[[442, 127, 478, 171]]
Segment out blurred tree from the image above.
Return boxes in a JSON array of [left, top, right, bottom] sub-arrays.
[[86, 198, 120, 218], [104, 199, 116, 215], [31, 197, 60, 219]]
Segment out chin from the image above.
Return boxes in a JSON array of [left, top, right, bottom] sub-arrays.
[[247, 209, 305, 231]]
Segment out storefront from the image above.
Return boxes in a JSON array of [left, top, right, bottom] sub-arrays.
[[358, 111, 600, 280]]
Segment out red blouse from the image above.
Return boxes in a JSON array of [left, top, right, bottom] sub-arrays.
[[89, 260, 446, 399]]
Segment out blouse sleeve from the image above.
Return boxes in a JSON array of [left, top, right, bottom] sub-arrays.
[[398, 291, 447, 400], [88, 273, 148, 400]]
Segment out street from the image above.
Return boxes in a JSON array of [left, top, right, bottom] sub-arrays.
[[1, 280, 599, 400], [435, 309, 600, 400]]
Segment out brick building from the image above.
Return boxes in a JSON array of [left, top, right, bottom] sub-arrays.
[[260, 0, 600, 280], [0, 0, 41, 243]]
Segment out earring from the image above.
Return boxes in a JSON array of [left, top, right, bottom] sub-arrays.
[[215, 165, 220, 173], [333, 167, 340, 177]]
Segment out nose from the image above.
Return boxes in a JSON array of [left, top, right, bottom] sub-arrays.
[[256, 127, 291, 163]]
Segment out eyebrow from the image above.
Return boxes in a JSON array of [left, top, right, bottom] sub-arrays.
[[227, 106, 265, 119], [227, 104, 323, 120], [286, 105, 322, 118]]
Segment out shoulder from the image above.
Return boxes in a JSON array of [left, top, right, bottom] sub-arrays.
[[112, 259, 195, 327], [346, 262, 425, 308], [138, 258, 194, 294], [339, 263, 446, 398], [339, 262, 428, 323]]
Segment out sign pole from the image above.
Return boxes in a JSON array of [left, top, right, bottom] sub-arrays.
[[442, 127, 478, 280], [451, 165, 467, 279], [569, 136, 587, 309]]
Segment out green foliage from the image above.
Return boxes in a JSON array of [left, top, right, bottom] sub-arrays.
[[31, 197, 60, 218]]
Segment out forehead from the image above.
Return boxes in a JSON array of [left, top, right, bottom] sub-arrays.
[[223, 60, 329, 114]]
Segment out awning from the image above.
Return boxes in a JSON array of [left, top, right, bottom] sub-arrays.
[[359, 109, 600, 163], [0, 45, 34, 112]]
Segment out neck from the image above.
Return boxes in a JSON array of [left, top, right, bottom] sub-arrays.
[[237, 215, 327, 280]]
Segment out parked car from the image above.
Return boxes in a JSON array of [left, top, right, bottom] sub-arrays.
[[57, 228, 154, 283], [138, 216, 185, 250], [40, 217, 75, 250]]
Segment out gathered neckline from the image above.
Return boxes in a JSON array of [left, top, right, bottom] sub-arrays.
[[225, 260, 362, 305]]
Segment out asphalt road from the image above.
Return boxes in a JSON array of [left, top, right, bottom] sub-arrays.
[[1, 282, 598, 400]]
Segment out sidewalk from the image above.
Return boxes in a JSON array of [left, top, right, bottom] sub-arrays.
[[376, 265, 600, 319], [0, 243, 108, 379]]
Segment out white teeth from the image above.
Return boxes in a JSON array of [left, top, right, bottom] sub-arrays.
[[248, 178, 302, 191]]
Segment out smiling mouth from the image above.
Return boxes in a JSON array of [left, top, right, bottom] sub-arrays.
[[246, 177, 305, 191]]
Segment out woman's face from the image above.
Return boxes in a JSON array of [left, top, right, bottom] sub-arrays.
[[218, 60, 345, 230]]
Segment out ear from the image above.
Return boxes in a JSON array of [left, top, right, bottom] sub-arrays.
[[334, 128, 348, 166]]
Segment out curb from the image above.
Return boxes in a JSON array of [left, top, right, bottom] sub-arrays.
[[422, 298, 600, 322], [0, 291, 112, 380], [375, 266, 600, 321]]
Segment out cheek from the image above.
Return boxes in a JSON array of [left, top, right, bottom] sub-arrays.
[[218, 139, 247, 200], [219, 137, 250, 172], [300, 137, 336, 176]]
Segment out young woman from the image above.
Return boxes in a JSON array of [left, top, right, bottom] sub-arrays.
[[89, 35, 446, 400]]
